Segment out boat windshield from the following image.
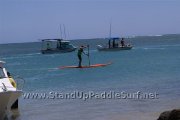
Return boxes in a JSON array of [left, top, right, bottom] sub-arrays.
[[0, 67, 6, 78]]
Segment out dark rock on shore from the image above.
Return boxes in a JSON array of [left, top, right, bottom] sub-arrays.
[[157, 109, 180, 120]]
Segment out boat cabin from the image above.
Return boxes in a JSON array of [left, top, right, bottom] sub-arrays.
[[41, 39, 76, 54]]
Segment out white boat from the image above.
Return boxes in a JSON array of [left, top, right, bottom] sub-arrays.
[[97, 38, 133, 51], [0, 61, 22, 119], [41, 39, 77, 54], [97, 44, 133, 51], [97, 23, 133, 51]]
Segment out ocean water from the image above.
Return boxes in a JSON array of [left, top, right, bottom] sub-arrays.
[[0, 34, 180, 120]]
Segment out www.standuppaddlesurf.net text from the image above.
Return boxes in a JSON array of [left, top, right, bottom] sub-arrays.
[[22, 91, 159, 101]]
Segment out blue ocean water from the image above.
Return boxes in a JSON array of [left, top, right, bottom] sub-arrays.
[[0, 34, 180, 120]]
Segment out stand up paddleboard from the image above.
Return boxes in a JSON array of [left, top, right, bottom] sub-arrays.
[[60, 45, 112, 69], [60, 62, 112, 69]]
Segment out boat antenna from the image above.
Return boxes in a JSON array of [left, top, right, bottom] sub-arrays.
[[63, 24, 67, 40], [60, 24, 63, 39], [109, 22, 112, 39]]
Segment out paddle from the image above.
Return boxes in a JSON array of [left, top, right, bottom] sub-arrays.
[[87, 45, 90, 66]]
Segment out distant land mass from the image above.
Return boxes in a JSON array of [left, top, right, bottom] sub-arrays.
[[0, 33, 180, 45]]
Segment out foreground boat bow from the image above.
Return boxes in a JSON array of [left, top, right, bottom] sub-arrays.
[[0, 61, 23, 119]]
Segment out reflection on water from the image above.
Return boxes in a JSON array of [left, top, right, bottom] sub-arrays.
[[4, 109, 20, 120]]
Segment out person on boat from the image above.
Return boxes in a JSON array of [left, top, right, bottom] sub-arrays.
[[57, 40, 62, 49], [108, 39, 111, 48], [120, 38, 125, 47], [77, 45, 87, 67], [113, 39, 116, 48], [47, 43, 51, 50]]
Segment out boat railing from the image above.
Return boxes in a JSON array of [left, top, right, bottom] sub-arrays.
[[1, 83, 7, 91], [13, 75, 25, 90]]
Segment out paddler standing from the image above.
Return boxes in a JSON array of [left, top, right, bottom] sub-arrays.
[[77, 45, 87, 67]]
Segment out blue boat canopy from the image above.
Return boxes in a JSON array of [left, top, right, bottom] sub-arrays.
[[41, 39, 63, 41], [109, 37, 120, 40]]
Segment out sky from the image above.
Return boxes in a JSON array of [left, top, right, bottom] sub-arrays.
[[0, 0, 180, 43]]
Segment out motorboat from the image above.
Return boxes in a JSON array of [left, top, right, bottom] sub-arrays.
[[41, 39, 77, 54], [97, 37, 133, 51], [97, 23, 133, 51], [97, 44, 133, 51], [0, 61, 22, 119]]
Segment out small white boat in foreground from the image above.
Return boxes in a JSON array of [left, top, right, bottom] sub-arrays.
[[0, 61, 22, 119]]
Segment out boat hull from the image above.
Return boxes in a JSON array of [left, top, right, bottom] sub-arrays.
[[41, 48, 76, 54], [97, 45, 132, 51], [0, 91, 22, 120]]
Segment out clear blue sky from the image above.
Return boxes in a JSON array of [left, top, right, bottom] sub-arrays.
[[0, 0, 180, 43]]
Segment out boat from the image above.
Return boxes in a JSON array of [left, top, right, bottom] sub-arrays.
[[41, 39, 77, 54], [97, 37, 133, 51], [97, 23, 132, 51], [0, 61, 23, 119]]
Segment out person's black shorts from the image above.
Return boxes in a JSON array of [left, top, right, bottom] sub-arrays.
[[78, 55, 82, 61]]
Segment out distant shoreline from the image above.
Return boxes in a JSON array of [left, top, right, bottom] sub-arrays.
[[0, 33, 180, 45]]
